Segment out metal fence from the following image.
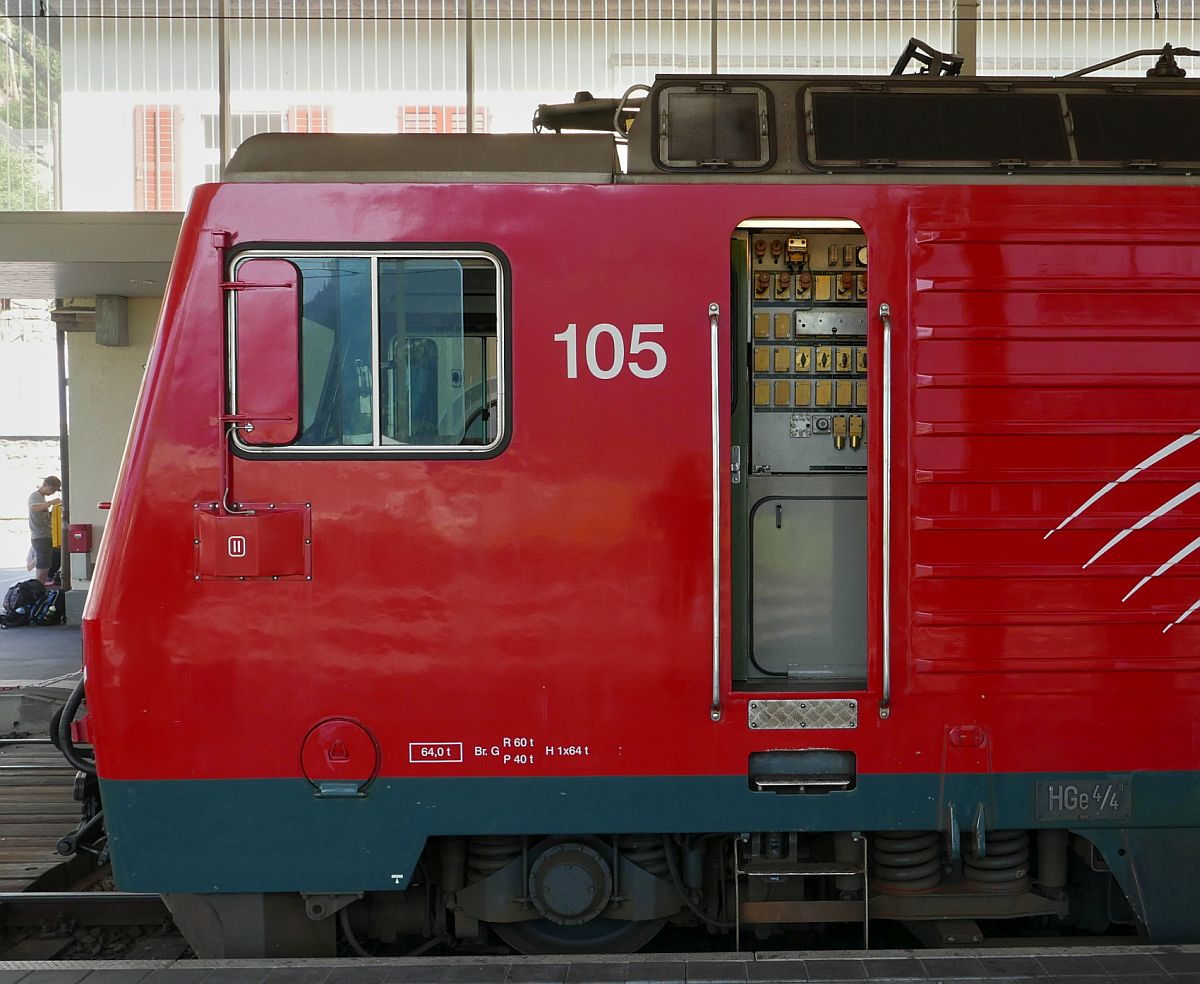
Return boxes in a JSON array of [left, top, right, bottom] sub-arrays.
[[0, 1, 1193, 210]]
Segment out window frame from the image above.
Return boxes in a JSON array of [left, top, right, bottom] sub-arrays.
[[227, 243, 510, 461]]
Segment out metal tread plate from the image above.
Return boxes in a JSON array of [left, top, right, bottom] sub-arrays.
[[747, 698, 858, 730]]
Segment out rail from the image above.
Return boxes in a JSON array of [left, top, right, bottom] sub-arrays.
[[709, 302, 723, 722], [879, 302, 893, 720]]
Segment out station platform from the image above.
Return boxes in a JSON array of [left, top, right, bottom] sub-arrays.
[[0, 566, 82, 690], [1, 946, 1199, 984]]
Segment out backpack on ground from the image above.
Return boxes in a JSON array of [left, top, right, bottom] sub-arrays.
[[29, 588, 64, 626], [1, 579, 47, 629]]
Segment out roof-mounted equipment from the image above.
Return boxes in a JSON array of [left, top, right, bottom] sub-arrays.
[[891, 38, 964, 77], [1064, 43, 1199, 78]]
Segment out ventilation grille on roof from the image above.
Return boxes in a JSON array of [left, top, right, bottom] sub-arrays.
[[657, 83, 771, 170]]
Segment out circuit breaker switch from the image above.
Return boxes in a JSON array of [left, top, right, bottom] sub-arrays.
[[837, 272, 854, 300], [775, 271, 793, 301], [786, 237, 808, 266], [849, 415, 864, 450], [833, 414, 848, 450]]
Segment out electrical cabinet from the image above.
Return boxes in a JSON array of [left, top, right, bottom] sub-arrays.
[[738, 225, 868, 690]]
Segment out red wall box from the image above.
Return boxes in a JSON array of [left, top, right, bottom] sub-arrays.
[[67, 523, 92, 553]]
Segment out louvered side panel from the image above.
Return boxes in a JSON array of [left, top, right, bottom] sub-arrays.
[[907, 206, 1200, 681]]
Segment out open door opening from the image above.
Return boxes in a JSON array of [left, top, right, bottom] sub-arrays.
[[731, 220, 869, 693]]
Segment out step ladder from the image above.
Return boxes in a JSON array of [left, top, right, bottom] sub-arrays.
[[733, 833, 870, 950]]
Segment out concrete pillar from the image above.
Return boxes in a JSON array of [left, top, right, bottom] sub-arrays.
[[95, 295, 129, 347], [955, 0, 980, 76]]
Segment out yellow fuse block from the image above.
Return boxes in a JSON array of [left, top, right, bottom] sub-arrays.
[[835, 347, 854, 373], [855, 346, 867, 373], [849, 414, 864, 450], [855, 380, 868, 407], [753, 313, 770, 339], [754, 346, 771, 373], [774, 347, 791, 373], [815, 346, 834, 373], [774, 273, 793, 301], [753, 272, 771, 299], [754, 380, 771, 406], [835, 380, 854, 407], [814, 275, 832, 302], [795, 347, 813, 372], [774, 380, 791, 406], [794, 380, 812, 406], [833, 414, 848, 450], [815, 380, 833, 407], [774, 313, 791, 339]]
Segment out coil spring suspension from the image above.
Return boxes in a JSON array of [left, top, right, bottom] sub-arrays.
[[870, 831, 942, 893], [964, 829, 1030, 892], [616, 835, 669, 876], [466, 836, 523, 881]]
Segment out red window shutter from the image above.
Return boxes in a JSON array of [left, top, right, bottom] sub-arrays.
[[399, 105, 489, 134], [288, 105, 331, 133], [134, 105, 179, 211], [448, 106, 489, 133], [398, 106, 442, 133]]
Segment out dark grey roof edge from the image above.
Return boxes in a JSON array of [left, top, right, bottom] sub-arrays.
[[223, 131, 617, 184]]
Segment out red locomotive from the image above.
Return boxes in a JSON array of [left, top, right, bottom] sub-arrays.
[[68, 68, 1200, 956]]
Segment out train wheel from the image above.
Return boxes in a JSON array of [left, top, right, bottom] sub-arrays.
[[492, 916, 668, 955]]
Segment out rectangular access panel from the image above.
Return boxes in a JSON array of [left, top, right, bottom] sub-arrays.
[[195, 506, 310, 580], [751, 496, 866, 685]]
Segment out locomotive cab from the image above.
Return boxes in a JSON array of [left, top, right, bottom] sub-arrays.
[[78, 66, 1200, 958]]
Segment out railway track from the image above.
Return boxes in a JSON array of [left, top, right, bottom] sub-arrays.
[[0, 887, 182, 960]]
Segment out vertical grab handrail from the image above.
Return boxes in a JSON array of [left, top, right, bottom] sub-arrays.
[[709, 302, 723, 722], [879, 302, 893, 719]]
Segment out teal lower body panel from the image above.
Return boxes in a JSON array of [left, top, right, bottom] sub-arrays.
[[101, 770, 1198, 891]]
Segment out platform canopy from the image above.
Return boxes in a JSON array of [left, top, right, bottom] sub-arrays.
[[0, 212, 182, 300]]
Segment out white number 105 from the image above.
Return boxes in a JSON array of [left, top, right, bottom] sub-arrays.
[[553, 323, 667, 380]]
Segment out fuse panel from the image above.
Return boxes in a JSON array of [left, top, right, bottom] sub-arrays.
[[748, 230, 868, 473]]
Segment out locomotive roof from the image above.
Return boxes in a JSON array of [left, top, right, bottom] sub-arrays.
[[623, 73, 1200, 176], [224, 131, 618, 184], [224, 73, 1200, 185]]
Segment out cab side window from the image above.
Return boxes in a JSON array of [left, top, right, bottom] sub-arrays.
[[234, 250, 502, 453]]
